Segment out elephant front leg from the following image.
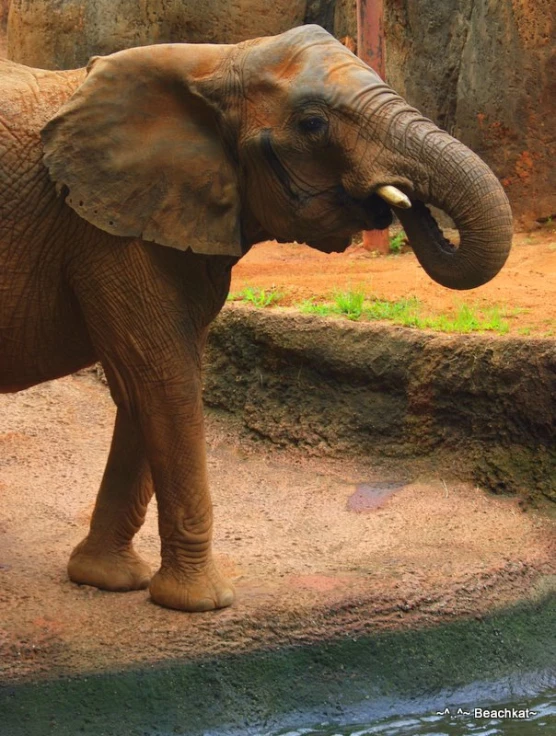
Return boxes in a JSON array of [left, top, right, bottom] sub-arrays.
[[146, 398, 235, 612], [68, 406, 153, 591]]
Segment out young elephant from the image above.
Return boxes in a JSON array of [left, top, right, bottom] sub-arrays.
[[0, 26, 512, 611]]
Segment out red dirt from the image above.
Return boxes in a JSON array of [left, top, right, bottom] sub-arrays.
[[232, 229, 556, 336]]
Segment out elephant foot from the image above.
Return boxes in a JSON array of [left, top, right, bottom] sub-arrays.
[[149, 560, 235, 612], [68, 538, 152, 592]]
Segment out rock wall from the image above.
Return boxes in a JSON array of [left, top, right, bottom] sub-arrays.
[[305, 0, 336, 33], [0, 0, 9, 28], [7, 0, 308, 69], [333, 0, 356, 42], [384, 0, 556, 228], [205, 306, 556, 505], [0, 1, 8, 56]]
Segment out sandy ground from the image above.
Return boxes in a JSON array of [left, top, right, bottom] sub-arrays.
[[232, 230, 556, 336], [1, 372, 554, 683]]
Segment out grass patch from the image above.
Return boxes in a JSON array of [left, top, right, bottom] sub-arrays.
[[389, 230, 406, 255], [369, 298, 512, 334], [228, 287, 283, 308], [423, 304, 511, 334], [288, 290, 512, 334], [333, 290, 366, 319], [230, 286, 519, 335], [365, 296, 422, 326], [302, 292, 423, 325], [300, 299, 334, 317]]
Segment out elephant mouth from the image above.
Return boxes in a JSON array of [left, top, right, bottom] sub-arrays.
[[338, 188, 463, 259], [337, 187, 394, 231], [304, 189, 394, 253], [362, 192, 394, 230]]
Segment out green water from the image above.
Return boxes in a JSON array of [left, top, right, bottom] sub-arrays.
[[266, 689, 555, 735]]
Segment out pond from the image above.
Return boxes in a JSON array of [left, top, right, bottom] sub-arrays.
[[262, 688, 556, 736]]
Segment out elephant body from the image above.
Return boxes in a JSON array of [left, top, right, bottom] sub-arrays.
[[2, 62, 88, 391], [2, 59, 233, 391], [1, 58, 237, 610], [0, 27, 512, 612]]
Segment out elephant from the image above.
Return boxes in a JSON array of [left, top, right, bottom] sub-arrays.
[[0, 25, 512, 612]]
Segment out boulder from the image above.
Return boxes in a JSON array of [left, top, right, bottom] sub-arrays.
[[7, 0, 307, 70], [385, 0, 555, 227]]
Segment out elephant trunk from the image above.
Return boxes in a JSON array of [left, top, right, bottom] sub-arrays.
[[384, 113, 513, 290]]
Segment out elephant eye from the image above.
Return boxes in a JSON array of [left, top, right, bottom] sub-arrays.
[[298, 116, 328, 135]]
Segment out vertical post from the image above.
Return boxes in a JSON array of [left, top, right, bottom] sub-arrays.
[[356, 0, 389, 254]]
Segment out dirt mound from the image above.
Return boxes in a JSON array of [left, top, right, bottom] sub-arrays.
[[206, 305, 556, 505]]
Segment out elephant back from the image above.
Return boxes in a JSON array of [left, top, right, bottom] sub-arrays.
[[0, 59, 83, 129]]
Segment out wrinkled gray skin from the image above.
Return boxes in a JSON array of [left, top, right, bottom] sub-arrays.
[[0, 26, 512, 612]]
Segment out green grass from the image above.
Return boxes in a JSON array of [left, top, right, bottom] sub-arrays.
[[228, 287, 283, 308], [365, 296, 422, 326], [278, 289, 513, 334], [333, 289, 366, 319], [420, 304, 511, 334], [389, 230, 406, 255], [300, 299, 333, 317], [230, 286, 521, 335]]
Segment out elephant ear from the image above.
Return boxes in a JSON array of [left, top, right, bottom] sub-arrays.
[[41, 44, 242, 256]]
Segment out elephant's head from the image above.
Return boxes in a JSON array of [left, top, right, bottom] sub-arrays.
[[42, 25, 512, 290]]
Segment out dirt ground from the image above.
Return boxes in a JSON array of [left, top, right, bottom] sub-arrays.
[[1, 372, 554, 683], [232, 229, 556, 336]]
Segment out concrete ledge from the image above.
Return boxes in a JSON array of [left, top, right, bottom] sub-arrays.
[[1, 596, 554, 735], [205, 305, 556, 505]]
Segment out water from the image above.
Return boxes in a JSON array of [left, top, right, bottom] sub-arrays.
[[265, 689, 556, 736], [346, 481, 407, 512], [203, 679, 555, 736]]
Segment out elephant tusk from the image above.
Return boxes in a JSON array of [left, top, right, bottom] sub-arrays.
[[377, 185, 412, 209]]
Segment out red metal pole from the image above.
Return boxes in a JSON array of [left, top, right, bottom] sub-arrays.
[[356, 0, 389, 254]]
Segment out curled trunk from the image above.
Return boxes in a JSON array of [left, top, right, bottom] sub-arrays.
[[388, 115, 513, 290]]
